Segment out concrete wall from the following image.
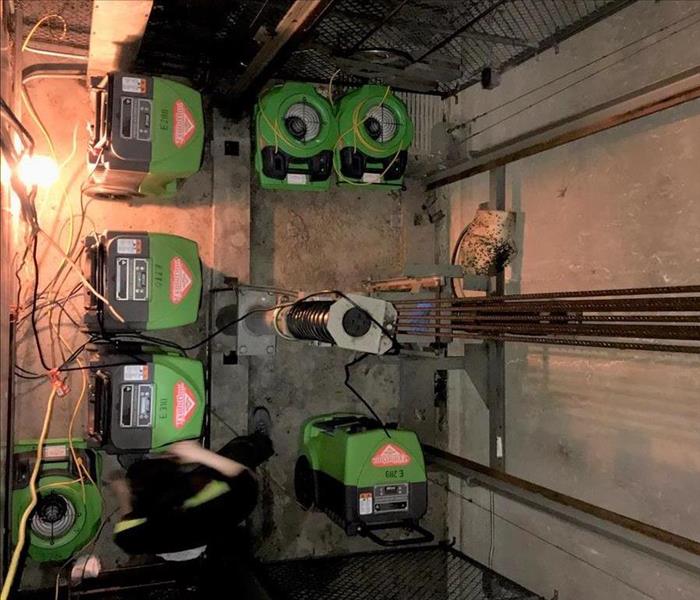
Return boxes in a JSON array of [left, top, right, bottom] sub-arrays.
[[441, 1, 700, 598]]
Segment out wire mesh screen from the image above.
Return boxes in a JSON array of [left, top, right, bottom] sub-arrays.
[[135, 0, 295, 85], [17, 0, 93, 51], [279, 0, 636, 96], [259, 546, 543, 600]]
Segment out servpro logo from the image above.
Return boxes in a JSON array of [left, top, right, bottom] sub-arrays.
[[172, 100, 196, 148], [173, 381, 197, 429], [371, 443, 412, 467], [170, 256, 193, 304]]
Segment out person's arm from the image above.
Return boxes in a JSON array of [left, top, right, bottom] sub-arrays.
[[169, 440, 249, 478], [109, 477, 133, 516]]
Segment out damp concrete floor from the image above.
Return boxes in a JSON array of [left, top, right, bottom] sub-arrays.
[[14, 75, 448, 589]]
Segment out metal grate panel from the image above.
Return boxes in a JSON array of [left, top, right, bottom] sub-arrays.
[[395, 91, 444, 156], [17, 0, 93, 51], [259, 546, 543, 600], [134, 0, 295, 86], [278, 0, 636, 96]]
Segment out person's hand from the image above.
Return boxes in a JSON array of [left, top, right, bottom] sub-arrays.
[[169, 440, 204, 464]]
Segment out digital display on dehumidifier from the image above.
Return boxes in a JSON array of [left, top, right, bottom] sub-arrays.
[[120, 384, 153, 428]]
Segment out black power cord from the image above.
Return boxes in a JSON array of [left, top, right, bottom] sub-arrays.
[[29, 234, 52, 371], [343, 352, 391, 438]]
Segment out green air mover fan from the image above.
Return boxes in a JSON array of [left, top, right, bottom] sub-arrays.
[[83, 231, 202, 332], [255, 82, 337, 191], [334, 85, 413, 188], [12, 440, 102, 563], [295, 414, 433, 546], [88, 348, 205, 454], [86, 73, 204, 199]]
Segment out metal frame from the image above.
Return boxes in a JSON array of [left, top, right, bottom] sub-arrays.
[[230, 0, 337, 100], [424, 445, 700, 576], [426, 65, 700, 190], [278, 0, 635, 96], [487, 166, 506, 471], [0, 1, 21, 580], [418, 60, 700, 579]]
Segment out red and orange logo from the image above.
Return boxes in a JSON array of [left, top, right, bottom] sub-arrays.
[[173, 381, 197, 429], [169, 256, 193, 304], [172, 100, 196, 148], [371, 443, 412, 467]]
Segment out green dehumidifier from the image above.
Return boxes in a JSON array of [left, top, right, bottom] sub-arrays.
[[88, 348, 205, 454], [334, 85, 413, 188], [255, 82, 337, 191], [295, 414, 433, 545], [86, 72, 204, 199], [83, 230, 202, 332], [11, 440, 102, 563]]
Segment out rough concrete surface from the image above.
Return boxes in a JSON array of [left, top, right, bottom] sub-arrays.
[[443, 2, 700, 598], [12, 66, 448, 589], [248, 179, 447, 559]]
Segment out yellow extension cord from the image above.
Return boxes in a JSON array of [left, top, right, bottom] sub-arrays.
[[1, 388, 57, 600], [259, 85, 401, 187], [3, 15, 107, 596]]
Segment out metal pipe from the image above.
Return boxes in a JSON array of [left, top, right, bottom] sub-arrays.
[[398, 297, 700, 311], [392, 284, 700, 304], [397, 323, 700, 340], [396, 329, 700, 354], [397, 314, 700, 323]]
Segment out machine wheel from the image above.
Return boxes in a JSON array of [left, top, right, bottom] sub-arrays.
[[83, 183, 143, 201], [294, 456, 315, 510]]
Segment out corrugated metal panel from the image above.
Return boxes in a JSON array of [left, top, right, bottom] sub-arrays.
[[396, 91, 444, 155]]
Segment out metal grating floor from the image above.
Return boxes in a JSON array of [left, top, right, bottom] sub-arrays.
[[259, 546, 543, 600]]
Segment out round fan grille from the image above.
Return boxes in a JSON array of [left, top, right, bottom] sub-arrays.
[[284, 102, 321, 142], [32, 493, 76, 539], [364, 105, 397, 143]]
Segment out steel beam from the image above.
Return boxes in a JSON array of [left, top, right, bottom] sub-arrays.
[[426, 66, 700, 190], [487, 167, 506, 470], [424, 445, 700, 576], [229, 0, 335, 98], [458, 31, 537, 48]]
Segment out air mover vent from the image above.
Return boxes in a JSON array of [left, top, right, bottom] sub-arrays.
[[364, 105, 397, 143], [335, 85, 413, 187], [32, 494, 76, 539], [285, 102, 321, 142], [12, 443, 102, 562], [255, 82, 337, 191]]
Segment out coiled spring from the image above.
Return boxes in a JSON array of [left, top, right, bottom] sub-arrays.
[[285, 301, 335, 344]]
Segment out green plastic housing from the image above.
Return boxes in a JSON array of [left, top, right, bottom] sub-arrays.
[[151, 353, 206, 449], [11, 440, 102, 563], [300, 413, 426, 487], [140, 77, 205, 196], [254, 82, 337, 191], [334, 85, 413, 188], [146, 232, 202, 330]]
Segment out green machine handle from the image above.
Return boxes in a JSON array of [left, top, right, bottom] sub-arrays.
[[360, 522, 434, 547]]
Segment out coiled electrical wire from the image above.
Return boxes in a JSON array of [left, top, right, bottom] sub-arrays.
[[285, 301, 335, 344]]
